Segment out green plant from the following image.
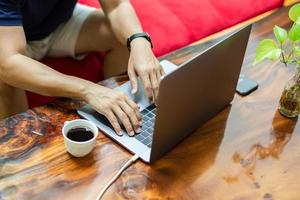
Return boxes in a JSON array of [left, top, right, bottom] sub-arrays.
[[254, 3, 300, 66]]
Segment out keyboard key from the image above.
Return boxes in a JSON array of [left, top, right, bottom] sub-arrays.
[[147, 112, 154, 118], [152, 109, 157, 114], [142, 115, 150, 122], [141, 122, 148, 128], [135, 134, 144, 141], [141, 124, 148, 131], [147, 142, 152, 148], [148, 127, 154, 134], [142, 137, 152, 146], [150, 117, 155, 124], [145, 121, 153, 127], [141, 109, 149, 115], [141, 130, 150, 137], [147, 104, 156, 110]]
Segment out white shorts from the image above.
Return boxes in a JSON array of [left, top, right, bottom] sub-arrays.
[[25, 4, 96, 61]]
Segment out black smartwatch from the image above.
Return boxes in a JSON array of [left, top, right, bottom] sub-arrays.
[[127, 32, 153, 51]]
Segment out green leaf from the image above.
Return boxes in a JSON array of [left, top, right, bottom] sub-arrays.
[[273, 25, 287, 44], [254, 39, 282, 65], [269, 49, 282, 61], [288, 22, 300, 42], [289, 3, 300, 22], [295, 46, 300, 56]]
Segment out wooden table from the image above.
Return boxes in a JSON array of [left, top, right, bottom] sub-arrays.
[[1, 6, 300, 200]]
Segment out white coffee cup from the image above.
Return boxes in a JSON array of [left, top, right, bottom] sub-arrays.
[[62, 119, 98, 157]]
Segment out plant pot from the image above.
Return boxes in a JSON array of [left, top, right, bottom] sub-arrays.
[[279, 69, 300, 118]]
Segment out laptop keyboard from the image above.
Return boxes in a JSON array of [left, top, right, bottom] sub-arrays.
[[134, 104, 156, 148]]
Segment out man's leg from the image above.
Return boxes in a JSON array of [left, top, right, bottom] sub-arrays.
[[75, 10, 130, 78], [0, 81, 28, 120]]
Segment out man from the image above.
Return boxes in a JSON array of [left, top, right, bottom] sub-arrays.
[[0, 0, 164, 136]]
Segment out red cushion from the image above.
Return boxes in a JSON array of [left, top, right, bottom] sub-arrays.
[[26, 0, 283, 108], [77, 0, 283, 56]]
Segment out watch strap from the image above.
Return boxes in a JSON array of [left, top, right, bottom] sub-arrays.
[[127, 32, 153, 51]]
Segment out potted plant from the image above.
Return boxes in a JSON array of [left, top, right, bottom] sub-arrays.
[[254, 3, 300, 118]]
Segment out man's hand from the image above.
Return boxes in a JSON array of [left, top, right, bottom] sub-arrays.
[[83, 83, 141, 136], [99, 0, 165, 100], [128, 38, 165, 102]]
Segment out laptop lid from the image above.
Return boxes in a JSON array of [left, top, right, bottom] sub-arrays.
[[149, 25, 252, 162]]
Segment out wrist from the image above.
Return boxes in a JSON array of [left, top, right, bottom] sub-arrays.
[[127, 32, 153, 51], [130, 38, 152, 50], [77, 80, 97, 101], [78, 79, 108, 102]]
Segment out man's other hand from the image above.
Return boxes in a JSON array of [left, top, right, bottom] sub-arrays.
[[127, 38, 165, 102]]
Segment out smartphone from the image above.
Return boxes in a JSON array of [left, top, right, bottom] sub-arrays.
[[236, 74, 258, 96]]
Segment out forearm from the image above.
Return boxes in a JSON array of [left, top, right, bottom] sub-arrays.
[[100, 0, 144, 45], [0, 54, 99, 99]]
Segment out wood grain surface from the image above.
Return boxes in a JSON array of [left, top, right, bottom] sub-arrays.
[[1, 5, 300, 200]]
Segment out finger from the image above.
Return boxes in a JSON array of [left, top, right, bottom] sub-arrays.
[[105, 110, 123, 136], [112, 106, 135, 136], [150, 72, 159, 101], [156, 70, 163, 85], [140, 73, 153, 102], [119, 101, 141, 133], [155, 70, 163, 101], [124, 95, 141, 122], [128, 68, 138, 94], [156, 68, 162, 80], [160, 67, 166, 76]]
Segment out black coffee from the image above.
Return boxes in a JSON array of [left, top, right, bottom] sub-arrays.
[[66, 127, 94, 142]]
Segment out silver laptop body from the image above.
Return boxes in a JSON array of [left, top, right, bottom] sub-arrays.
[[78, 25, 252, 163]]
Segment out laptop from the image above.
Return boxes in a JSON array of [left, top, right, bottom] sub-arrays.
[[78, 25, 252, 163]]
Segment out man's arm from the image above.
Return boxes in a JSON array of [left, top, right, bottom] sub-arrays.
[[100, 0, 165, 101], [0, 26, 141, 135], [0, 26, 91, 98], [100, 0, 142, 45]]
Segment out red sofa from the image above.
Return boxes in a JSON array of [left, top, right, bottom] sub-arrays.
[[26, 0, 284, 108]]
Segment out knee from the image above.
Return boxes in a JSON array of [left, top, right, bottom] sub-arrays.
[[0, 80, 26, 106], [0, 80, 15, 96], [0, 80, 28, 119]]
